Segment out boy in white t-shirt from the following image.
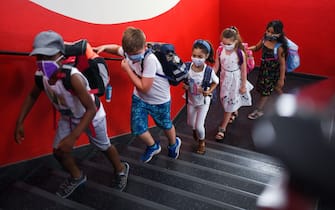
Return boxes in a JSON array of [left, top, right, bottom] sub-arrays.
[[95, 27, 181, 163]]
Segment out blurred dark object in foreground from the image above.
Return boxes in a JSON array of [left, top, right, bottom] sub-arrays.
[[253, 78, 335, 210]]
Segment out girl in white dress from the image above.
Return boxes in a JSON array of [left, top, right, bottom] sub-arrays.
[[214, 27, 253, 141]]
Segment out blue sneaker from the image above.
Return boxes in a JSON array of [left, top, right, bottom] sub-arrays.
[[141, 142, 161, 163], [168, 137, 181, 159]]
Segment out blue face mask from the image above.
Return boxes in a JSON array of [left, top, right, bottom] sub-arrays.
[[125, 52, 145, 62]]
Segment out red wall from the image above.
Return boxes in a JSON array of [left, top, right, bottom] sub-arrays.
[[0, 0, 221, 165], [219, 0, 335, 77], [1, 0, 334, 166]]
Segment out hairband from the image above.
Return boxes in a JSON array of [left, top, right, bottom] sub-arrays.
[[193, 39, 211, 53], [227, 26, 237, 34]]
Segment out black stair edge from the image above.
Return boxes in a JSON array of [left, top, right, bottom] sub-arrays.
[[87, 182, 175, 210], [52, 169, 174, 210], [176, 132, 284, 168], [84, 155, 258, 199], [127, 143, 278, 180], [82, 160, 245, 210], [14, 181, 94, 210], [162, 134, 283, 174], [0, 145, 98, 191]]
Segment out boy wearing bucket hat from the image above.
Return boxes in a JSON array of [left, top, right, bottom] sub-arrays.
[[14, 30, 129, 198]]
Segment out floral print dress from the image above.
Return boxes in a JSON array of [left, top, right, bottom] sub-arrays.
[[256, 44, 281, 96]]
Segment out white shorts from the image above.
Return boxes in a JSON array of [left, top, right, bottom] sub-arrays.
[[53, 115, 111, 151]]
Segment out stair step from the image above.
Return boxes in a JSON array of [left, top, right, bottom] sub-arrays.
[[84, 155, 258, 210], [176, 133, 283, 167], [0, 181, 92, 210], [24, 167, 172, 210], [126, 142, 276, 184], [154, 135, 283, 176]]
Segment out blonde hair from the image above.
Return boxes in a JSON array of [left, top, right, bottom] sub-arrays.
[[122, 27, 146, 53]]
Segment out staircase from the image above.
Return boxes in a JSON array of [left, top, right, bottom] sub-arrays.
[[0, 130, 283, 210]]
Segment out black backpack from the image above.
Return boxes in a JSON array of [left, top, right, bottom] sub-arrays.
[[63, 39, 110, 97], [141, 42, 189, 86]]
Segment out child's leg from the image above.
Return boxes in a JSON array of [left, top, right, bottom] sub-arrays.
[[215, 112, 232, 140], [86, 117, 124, 173], [195, 104, 210, 140], [53, 118, 81, 178]]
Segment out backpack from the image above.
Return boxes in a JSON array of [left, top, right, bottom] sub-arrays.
[[217, 43, 254, 74], [63, 39, 110, 96], [273, 38, 300, 72], [141, 42, 188, 86], [184, 62, 217, 104]]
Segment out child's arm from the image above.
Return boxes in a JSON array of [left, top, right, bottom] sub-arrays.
[[276, 46, 286, 92], [248, 40, 262, 52], [213, 48, 221, 74], [120, 59, 154, 93], [239, 51, 247, 94], [57, 74, 97, 153], [93, 44, 122, 56], [14, 85, 42, 144]]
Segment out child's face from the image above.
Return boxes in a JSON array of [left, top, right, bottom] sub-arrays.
[[221, 37, 236, 46], [192, 48, 208, 59], [265, 27, 280, 37]]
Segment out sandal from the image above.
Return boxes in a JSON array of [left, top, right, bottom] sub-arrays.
[[215, 127, 226, 141], [229, 112, 238, 123], [196, 140, 206, 155], [248, 109, 264, 120]]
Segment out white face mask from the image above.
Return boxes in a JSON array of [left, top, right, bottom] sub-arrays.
[[224, 43, 235, 51], [191, 57, 205, 67]]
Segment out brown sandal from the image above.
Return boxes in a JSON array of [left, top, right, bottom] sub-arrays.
[[229, 112, 238, 123], [196, 140, 205, 154], [215, 127, 226, 141]]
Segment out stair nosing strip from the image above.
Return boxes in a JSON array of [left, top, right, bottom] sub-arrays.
[[82, 160, 245, 210], [14, 181, 95, 210], [176, 133, 282, 164], [128, 144, 277, 179], [52, 169, 174, 210], [160, 139, 283, 175], [83, 156, 259, 199]]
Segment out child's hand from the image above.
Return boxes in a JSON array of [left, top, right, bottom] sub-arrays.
[[14, 124, 25, 144], [121, 59, 131, 72], [239, 86, 246, 94], [183, 83, 189, 90], [275, 79, 284, 93], [93, 46, 106, 54], [202, 88, 211, 96]]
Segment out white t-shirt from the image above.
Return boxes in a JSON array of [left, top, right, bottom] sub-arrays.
[[187, 63, 219, 106], [118, 47, 171, 104]]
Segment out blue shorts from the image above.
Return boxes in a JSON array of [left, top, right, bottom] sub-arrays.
[[131, 95, 173, 135]]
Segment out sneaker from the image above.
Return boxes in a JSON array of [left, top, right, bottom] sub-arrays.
[[248, 109, 264, 120], [141, 142, 161, 163], [114, 162, 130, 191], [56, 172, 87, 198], [168, 137, 181, 159]]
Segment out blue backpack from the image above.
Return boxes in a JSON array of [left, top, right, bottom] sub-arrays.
[[274, 38, 300, 72], [184, 62, 217, 104]]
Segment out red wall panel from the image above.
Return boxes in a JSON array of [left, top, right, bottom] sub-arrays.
[[219, 0, 335, 77], [0, 0, 221, 165]]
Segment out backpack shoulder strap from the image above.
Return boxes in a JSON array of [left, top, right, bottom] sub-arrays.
[[58, 65, 73, 91], [202, 65, 213, 89], [274, 43, 282, 59], [237, 48, 244, 66], [140, 49, 152, 72]]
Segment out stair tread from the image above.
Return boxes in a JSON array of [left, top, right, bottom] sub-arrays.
[[83, 157, 258, 210]]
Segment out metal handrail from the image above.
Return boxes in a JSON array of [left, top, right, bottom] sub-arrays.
[[0, 50, 122, 61]]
